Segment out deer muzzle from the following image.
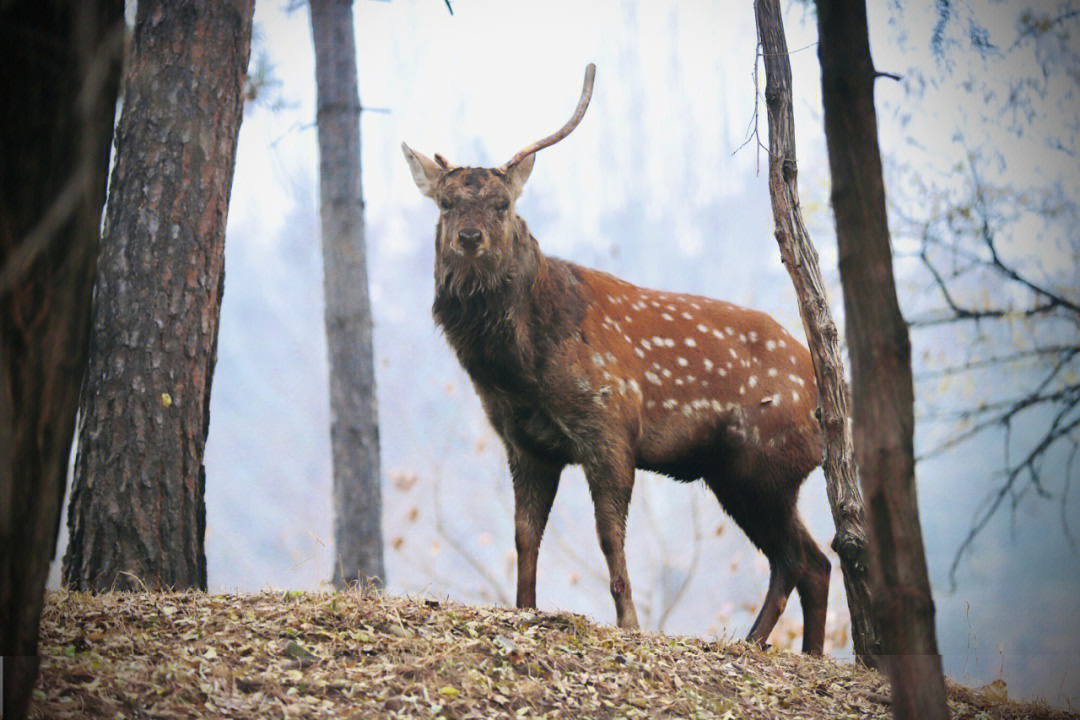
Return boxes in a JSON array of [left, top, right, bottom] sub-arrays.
[[456, 227, 484, 255]]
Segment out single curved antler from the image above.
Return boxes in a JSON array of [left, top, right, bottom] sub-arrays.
[[502, 63, 595, 169]]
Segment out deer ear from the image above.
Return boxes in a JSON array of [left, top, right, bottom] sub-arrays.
[[402, 142, 443, 198], [504, 152, 535, 200]]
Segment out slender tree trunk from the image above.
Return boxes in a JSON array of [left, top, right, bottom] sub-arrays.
[[63, 0, 254, 592], [815, 1, 948, 717], [0, 3, 122, 717], [753, 0, 880, 666], [310, 0, 385, 588]]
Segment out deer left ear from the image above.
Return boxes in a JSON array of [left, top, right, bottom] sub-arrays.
[[504, 152, 535, 200], [402, 142, 444, 198]]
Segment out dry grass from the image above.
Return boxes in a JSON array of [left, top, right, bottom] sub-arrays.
[[30, 589, 1068, 719]]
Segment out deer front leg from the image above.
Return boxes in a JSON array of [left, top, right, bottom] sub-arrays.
[[510, 450, 562, 609], [585, 456, 639, 630]]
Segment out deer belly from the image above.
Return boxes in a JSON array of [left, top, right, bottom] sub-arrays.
[[634, 398, 819, 482], [635, 403, 755, 480]]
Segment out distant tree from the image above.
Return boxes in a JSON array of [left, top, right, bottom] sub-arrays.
[[0, 2, 122, 717], [886, 2, 1080, 584], [309, 0, 385, 588], [815, 1, 948, 717], [63, 0, 254, 592]]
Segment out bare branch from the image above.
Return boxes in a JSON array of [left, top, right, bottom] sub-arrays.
[[968, 159, 1080, 315], [919, 383, 1079, 460], [948, 412, 1080, 589], [907, 304, 1062, 327], [912, 345, 1077, 380], [1062, 441, 1079, 551]]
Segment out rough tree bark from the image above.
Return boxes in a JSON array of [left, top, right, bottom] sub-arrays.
[[63, 0, 254, 592], [752, 0, 880, 666], [310, 0, 385, 588], [0, 3, 122, 717], [815, 1, 948, 717]]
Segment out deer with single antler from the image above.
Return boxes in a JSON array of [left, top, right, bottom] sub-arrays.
[[402, 64, 830, 653]]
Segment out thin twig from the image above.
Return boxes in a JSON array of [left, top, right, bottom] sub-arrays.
[[433, 475, 511, 606], [656, 492, 704, 631], [0, 23, 123, 294]]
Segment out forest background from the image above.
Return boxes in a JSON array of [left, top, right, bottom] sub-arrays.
[[46, 0, 1080, 707]]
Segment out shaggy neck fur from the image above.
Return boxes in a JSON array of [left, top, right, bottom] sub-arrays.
[[432, 215, 586, 396]]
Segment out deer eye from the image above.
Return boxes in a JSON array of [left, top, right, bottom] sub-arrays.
[[439, 196, 453, 211], [495, 200, 510, 215]]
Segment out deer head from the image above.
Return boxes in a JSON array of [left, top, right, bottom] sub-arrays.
[[402, 64, 595, 297]]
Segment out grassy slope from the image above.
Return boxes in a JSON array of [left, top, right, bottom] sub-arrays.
[[31, 590, 1068, 719]]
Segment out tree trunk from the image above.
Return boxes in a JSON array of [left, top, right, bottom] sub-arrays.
[[0, 2, 122, 717], [752, 0, 881, 666], [63, 0, 254, 592], [814, 1, 948, 717], [310, 0, 385, 588]]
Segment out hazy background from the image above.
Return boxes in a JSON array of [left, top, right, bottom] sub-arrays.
[[52, 0, 1079, 709]]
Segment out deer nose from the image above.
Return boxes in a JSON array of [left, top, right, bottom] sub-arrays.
[[458, 228, 483, 252]]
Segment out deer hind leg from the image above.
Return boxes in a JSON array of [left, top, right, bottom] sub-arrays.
[[794, 519, 830, 654], [585, 456, 639, 630], [509, 450, 563, 609], [706, 476, 807, 650]]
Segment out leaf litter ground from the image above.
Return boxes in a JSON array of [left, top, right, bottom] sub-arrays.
[[31, 589, 1070, 719]]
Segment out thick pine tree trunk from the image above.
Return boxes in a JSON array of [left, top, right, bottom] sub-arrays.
[[0, 3, 122, 717], [753, 0, 880, 666], [63, 0, 254, 592], [815, 1, 948, 717], [310, 0, 385, 589]]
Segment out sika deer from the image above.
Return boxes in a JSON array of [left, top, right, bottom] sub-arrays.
[[402, 65, 830, 653]]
